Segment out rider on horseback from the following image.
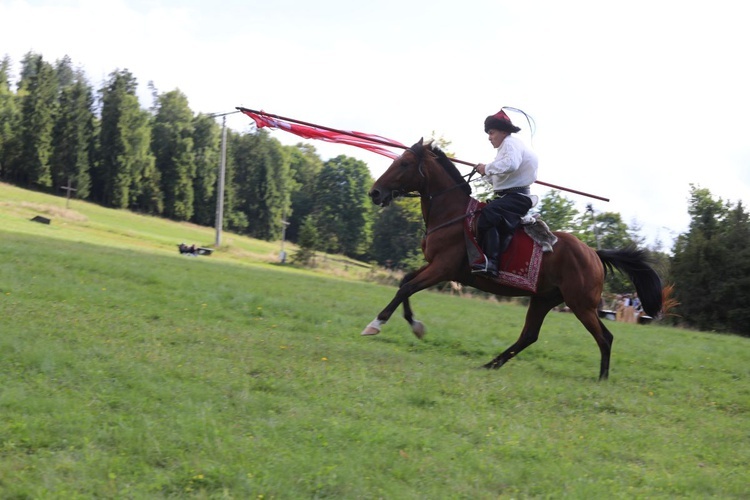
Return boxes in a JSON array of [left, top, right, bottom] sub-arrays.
[[472, 108, 539, 277]]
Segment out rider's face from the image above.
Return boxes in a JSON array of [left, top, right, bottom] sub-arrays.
[[488, 129, 509, 148]]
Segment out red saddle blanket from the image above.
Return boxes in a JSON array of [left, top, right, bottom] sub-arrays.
[[464, 198, 543, 292]]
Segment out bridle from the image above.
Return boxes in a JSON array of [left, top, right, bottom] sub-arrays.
[[382, 147, 427, 202], [396, 146, 479, 236]]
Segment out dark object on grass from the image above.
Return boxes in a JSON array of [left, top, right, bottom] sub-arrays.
[[31, 215, 51, 225], [177, 243, 213, 256]]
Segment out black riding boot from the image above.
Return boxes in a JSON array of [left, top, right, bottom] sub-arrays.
[[472, 227, 501, 277], [498, 231, 513, 256]]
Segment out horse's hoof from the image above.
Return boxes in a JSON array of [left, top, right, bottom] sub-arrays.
[[411, 320, 426, 339], [361, 326, 380, 336]]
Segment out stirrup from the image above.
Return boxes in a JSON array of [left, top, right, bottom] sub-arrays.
[[471, 257, 498, 277]]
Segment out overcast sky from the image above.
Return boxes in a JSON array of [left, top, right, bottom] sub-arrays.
[[2, 0, 749, 251]]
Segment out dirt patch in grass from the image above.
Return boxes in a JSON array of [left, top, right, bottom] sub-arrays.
[[1, 201, 89, 223]]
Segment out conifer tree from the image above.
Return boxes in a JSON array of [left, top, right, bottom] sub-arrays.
[[292, 214, 320, 266], [152, 89, 195, 220], [127, 104, 162, 213], [51, 70, 95, 199], [95, 69, 155, 208], [671, 186, 750, 335], [190, 113, 220, 226], [0, 55, 20, 180], [54, 55, 75, 90], [16, 53, 57, 188]]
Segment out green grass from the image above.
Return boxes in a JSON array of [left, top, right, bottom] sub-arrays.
[[0, 182, 371, 279], [1, 184, 749, 498]]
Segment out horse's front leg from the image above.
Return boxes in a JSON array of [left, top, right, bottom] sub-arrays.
[[360, 263, 440, 338], [400, 269, 426, 339]]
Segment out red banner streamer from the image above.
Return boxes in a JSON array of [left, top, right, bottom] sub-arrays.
[[237, 107, 609, 202], [239, 108, 405, 159]]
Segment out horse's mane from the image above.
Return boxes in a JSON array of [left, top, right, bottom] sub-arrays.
[[426, 143, 472, 196]]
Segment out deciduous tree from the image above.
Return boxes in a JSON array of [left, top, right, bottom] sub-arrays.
[[286, 143, 323, 243], [369, 197, 423, 267], [231, 130, 291, 240], [313, 155, 373, 257], [534, 190, 579, 232]]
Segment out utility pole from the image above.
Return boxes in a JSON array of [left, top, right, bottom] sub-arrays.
[[216, 115, 228, 247], [280, 211, 290, 263], [207, 111, 239, 247]]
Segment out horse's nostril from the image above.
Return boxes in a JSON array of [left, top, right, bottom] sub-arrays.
[[369, 188, 380, 200]]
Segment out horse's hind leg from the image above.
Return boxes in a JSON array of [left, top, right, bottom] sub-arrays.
[[569, 306, 614, 380], [484, 294, 562, 370]]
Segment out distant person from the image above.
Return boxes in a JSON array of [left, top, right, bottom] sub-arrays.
[[621, 294, 639, 323], [178, 243, 197, 255], [615, 294, 626, 322], [473, 108, 539, 277]]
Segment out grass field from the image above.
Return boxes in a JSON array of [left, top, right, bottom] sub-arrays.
[[1, 184, 749, 498]]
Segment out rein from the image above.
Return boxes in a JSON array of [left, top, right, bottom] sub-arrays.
[[424, 209, 480, 236]]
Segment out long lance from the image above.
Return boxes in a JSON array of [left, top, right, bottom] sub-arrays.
[[237, 107, 609, 202]]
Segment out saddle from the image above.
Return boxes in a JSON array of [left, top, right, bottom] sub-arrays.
[[464, 198, 557, 292]]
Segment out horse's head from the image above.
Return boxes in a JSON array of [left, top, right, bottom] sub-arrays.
[[369, 138, 427, 207]]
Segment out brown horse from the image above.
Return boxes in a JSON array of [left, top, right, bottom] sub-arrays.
[[363, 139, 662, 380]]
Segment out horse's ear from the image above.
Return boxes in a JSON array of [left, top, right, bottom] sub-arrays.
[[410, 138, 424, 155]]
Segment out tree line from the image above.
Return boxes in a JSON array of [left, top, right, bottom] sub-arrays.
[[0, 53, 375, 254], [2, 52, 748, 336], [534, 187, 750, 335]]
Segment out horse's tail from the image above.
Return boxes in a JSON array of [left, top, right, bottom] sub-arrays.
[[597, 247, 663, 317]]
